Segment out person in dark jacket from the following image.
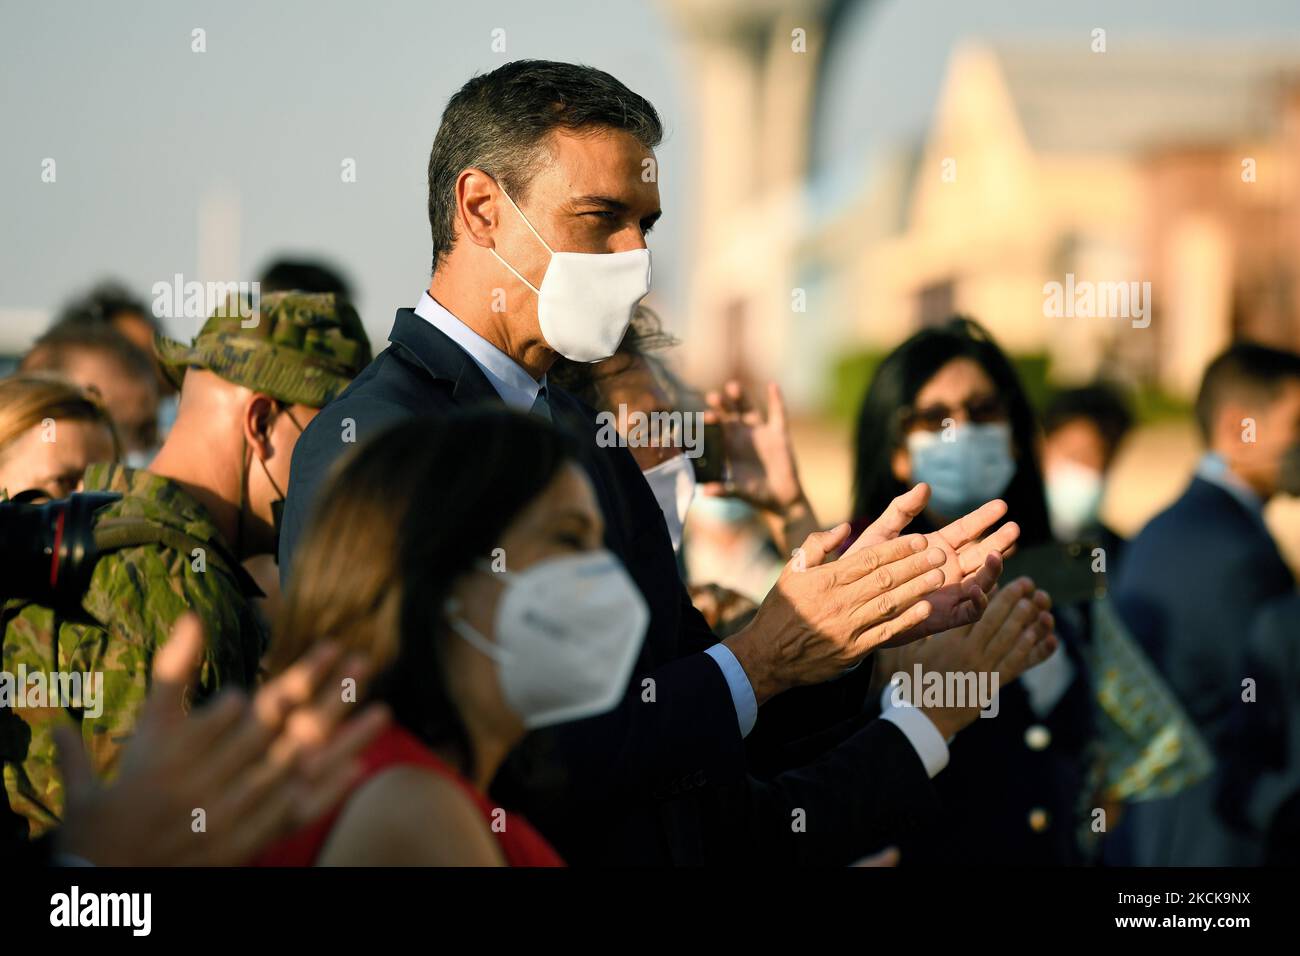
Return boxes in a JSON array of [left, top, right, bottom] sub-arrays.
[[1222, 593, 1300, 864], [278, 61, 1035, 865], [1114, 342, 1300, 866], [848, 316, 1094, 865]]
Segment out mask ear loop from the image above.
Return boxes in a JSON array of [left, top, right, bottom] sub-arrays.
[[281, 406, 306, 436], [256, 453, 287, 503], [236, 432, 250, 560], [241, 402, 299, 555], [256, 403, 301, 501], [444, 595, 513, 664], [489, 183, 553, 296]]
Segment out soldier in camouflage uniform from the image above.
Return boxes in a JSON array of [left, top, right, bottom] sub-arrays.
[[1, 291, 371, 839]]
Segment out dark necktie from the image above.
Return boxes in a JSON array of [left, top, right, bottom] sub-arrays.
[[529, 385, 551, 422]]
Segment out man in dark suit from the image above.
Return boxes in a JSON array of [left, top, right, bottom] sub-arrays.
[[1114, 342, 1300, 865], [279, 60, 1030, 865], [1220, 594, 1300, 864]]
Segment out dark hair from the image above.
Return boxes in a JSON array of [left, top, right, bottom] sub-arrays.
[[270, 410, 581, 778], [1043, 384, 1134, 464], [53, 281, 157, 333], [426, 59, 663, 273], [548, 305, 678, 408], [1194, 342, 1300, 443], [852, 316, 1052, 546], [258, 258, 354, 301], [20, 321, 158, 387]]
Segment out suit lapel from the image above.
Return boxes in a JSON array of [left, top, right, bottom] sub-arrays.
[[387, 308, 502, 406], [385, 309, 633, 536]]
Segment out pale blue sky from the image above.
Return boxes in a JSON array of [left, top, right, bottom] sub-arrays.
[[3, 0, 1299, 349], [0, 0, 688, 346]]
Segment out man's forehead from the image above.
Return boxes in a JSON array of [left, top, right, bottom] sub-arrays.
[[536, 128, 659, 201]]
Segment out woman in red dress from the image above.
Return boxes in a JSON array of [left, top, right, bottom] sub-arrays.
[[256, 411, 647, 866]]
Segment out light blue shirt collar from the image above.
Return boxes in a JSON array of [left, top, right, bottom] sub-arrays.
[[413, 291, 544, 412], [1195, 452, 1264, 516]]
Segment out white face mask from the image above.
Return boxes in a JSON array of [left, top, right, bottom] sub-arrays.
[[1046, 459, 1105, 541], [123, 448, 157, 470], [490, 185, 652, 363], [641, 453, 696, 553], [446, 549, 648, 729]]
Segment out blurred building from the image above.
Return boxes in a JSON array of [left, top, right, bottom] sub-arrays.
[[667, 15, 1300, 405], [665, 0, 851, 408]]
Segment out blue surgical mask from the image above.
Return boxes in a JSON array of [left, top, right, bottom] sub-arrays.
[[907, 422, 1016, 518], [690, 494, 755, 526]]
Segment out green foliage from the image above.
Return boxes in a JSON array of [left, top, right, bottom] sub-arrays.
[[1129, 382, 1193, 423], [1015, 354, 1052, 413], [827, 349, 886, 423]]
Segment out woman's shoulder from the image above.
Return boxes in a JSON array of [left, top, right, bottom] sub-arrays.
[[318, 762, 506, 866], [257, 723, 564, 866]]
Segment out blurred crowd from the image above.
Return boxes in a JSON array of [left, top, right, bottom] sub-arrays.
[[3, 59, 1299, 868]]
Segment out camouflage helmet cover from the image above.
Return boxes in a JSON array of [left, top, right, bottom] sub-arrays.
[[154, 291, 371, 407]]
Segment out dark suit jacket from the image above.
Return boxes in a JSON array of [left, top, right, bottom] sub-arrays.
[[1113, 475, 1295, 866], [280, 308, 940, 865], [1220, 594, 1300, 863]]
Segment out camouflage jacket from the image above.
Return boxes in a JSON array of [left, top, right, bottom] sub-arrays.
[[1, 463, 265, 840]]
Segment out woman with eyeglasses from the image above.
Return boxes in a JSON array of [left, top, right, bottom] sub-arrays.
[[849, 316, 1093, 866]]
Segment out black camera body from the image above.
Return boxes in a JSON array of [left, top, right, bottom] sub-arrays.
[[0, 492, 121, 608]]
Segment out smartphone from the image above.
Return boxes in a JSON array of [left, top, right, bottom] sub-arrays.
[[691, 422, 726, 484]]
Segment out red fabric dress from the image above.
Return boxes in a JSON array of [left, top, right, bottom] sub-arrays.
[[254, 723, 565, 867]]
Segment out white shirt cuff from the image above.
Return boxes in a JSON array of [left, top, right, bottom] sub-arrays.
[[704, 643, 758, 738], [878, 685, 950, 778], [1018, 642, 1075, 717]]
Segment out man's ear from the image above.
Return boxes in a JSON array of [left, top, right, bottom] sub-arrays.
[[456, 168, 501, 250], [1215, 401, 1254, 457], [244, 393, 278, 462]]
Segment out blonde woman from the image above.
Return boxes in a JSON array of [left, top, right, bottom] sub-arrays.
[[0, 375, 119, 500]]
